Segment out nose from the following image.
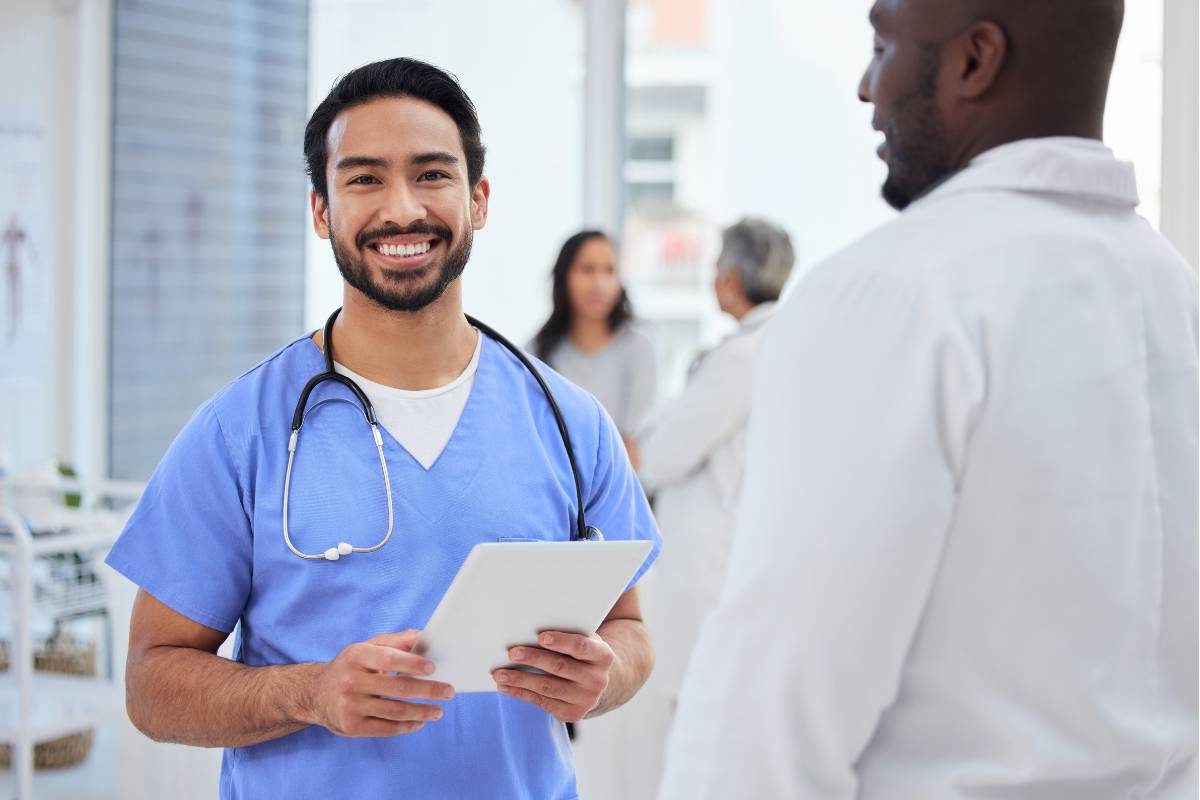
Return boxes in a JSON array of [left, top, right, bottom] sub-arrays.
[[379, 181, 426, 228], [857, 66, 872, 104]]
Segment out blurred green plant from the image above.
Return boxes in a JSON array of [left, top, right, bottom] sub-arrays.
[[56, 462, 81, 509]]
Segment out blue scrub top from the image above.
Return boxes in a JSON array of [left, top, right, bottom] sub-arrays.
[[106, 332, 661, 800]]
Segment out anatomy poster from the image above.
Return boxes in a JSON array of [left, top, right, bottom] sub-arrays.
[[0, 124, 49, 351], [0, 119, 53, 468]]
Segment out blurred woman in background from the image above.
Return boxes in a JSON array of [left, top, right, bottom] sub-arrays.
[[531, 231, 657, 467]]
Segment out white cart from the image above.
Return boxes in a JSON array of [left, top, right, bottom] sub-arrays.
[[0, 479, 140, 800]]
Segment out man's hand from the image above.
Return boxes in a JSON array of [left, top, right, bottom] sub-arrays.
[[492, 631, 616, 723], [306, 630, 455, 738]]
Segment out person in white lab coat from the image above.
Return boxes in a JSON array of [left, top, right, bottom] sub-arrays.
[[638, 217, 795, 696], [590, 218, 795, 800], [660, 1, 1198, 798], [571, 221, 795, 800]]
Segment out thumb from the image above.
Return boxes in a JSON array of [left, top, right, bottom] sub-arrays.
[[369, 629, 421, 651]]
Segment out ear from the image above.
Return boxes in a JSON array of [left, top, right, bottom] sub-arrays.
[[470, 177, 490, 231], [310, 189, 331, 240], [718, 267, 743, 296], [956, 21, 1008, 100]]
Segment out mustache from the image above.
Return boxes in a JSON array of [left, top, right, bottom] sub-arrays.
[[357, 221, 452, 249]]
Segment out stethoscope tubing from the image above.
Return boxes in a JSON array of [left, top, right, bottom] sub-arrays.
[[282, 308, 595, 562]]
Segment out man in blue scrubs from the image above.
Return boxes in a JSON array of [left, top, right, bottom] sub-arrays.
[[106, 58, 661, 799]]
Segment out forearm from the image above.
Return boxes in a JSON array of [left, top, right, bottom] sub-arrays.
[[589, 617, 654, 717], [127, 644, 322, 748]]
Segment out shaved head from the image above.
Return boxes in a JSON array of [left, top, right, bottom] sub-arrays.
[[954, 0, 1123, 124], [860, 0, 1124, 209]]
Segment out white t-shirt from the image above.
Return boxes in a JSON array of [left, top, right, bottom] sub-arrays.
[[333, 330, 482, 470]]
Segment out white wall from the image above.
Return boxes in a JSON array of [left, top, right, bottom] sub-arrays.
[[0, 1, 64, 473], [1106, 0, 1165, 229], [0, 0, 111, 482], [305, 0, 587, 344], [712, 0, 894, 277], [1161, 0, 1198, 268]]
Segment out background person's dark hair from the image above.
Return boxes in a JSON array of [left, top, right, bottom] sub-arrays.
[[532, 231, 634, 361], [304, 57, 487, 199]]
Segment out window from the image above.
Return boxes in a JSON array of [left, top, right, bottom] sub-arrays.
[[108, 0, 309, 479]]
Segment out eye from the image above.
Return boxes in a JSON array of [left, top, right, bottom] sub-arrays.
[[349, 175, 379, 185], [418, 170, 449, 182]]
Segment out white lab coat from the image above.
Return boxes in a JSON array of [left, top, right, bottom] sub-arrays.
[[638, 301, 776, 690], [659, 137, 1199, 799]]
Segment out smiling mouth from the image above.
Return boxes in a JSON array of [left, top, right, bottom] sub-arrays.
[[367, 238, 441, 266]]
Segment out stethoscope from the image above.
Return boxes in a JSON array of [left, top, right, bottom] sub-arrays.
[[283, 308, 602, 562]]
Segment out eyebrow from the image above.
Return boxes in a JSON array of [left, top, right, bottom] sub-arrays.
[[410, 151, 460, 169], [868, 5, 880, 27], [333, 152, 461, 172], [334, 155, 388, 171]]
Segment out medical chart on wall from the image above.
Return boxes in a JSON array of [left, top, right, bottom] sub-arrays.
[[0, 120, 53, 471], [0, 123, 51, 357]]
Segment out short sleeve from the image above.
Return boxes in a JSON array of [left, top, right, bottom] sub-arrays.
[[584, 401, 662, 589], [105, 401, 253, 633]]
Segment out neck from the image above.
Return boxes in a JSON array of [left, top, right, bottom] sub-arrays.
[[569, 317, 615, 353], [313, 283, 477, 390], [726, 297, 756, 322]]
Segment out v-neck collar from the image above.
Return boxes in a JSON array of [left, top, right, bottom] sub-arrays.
[[298, 333, 500, 524]]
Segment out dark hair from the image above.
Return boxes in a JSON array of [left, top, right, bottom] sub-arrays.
[[532, 231, 633, 361], [304, 57, 486, 199]]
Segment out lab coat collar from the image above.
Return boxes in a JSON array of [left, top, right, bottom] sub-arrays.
[[918, 136, 1139, 209], [739, 302, 777, 332]]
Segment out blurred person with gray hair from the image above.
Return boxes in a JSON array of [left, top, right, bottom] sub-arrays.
[[608, 217, 794, 799]]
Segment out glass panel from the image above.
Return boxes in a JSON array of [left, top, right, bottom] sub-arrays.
[[623, 0, 895, 396], [628, 135, 675, 162], [109, 0, 310, 479]]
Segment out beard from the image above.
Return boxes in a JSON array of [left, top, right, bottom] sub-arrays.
[[879, 48, 954, 211], [330, 219, 472, 312]]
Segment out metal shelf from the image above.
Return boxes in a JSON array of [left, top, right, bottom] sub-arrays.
[[0, 524, 121, 558], [0, 673, 120, 745]]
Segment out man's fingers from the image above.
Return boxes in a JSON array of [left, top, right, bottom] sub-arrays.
[[368, 630, 421, 651], [534, 631, 612, 665], [352, 718, 425, 738], [354, 642, 436, 675], [355, 696, 444, 724], [507, 646, 586, 682], [493, 669, 588, 704], [360, 672, 455, 701], [496, 684, 580, 722]]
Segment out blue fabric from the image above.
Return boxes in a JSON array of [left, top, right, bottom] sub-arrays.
[[106, 333, 661, 800]]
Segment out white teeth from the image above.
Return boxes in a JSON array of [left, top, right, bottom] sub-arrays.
[[377, 241, 432, 257]]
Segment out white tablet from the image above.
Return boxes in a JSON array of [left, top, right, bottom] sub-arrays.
[[412, 540, 654, 693]]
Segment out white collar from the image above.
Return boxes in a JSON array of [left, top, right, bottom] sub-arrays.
[[918, 136, 1139, 209], [739, 302, 777, 331]]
